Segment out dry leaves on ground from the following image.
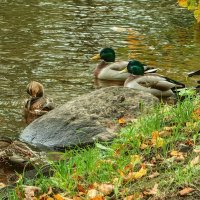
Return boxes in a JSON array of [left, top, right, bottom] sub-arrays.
[[179, 187, 195, 196], [143, 183, 159, 196]]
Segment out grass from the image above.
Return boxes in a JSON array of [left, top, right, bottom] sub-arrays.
[[7, 94, 200, 199]]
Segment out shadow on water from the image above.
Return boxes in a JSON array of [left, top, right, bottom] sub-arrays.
[[0, 0, 200, 137]]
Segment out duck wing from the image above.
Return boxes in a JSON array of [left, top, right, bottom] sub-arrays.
[[162, 76, 185, 89], [136, 74, 185, 91], [109, 61, 129, 71]]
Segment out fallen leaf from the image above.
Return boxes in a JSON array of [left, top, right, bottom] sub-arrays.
[[24, 186, 41, 200], [87, 189, 100, 199], [0, 183, 6, 189], [118, 117, 126, 125], [90, 196, 105, 200], [170, 150, 185, 161], [93, 183, 114, 196], [123, 193, 142, 200], [148, 172, 160, 179], [130, 155, 141, 165], [77, 184, 86, 193], [193, 145, 200, 153], [124, 165, 147, 181], [179, 187, 194, 196], [72, 197, 82, 200], [143, 183, 158, 196], [190, 155, 199, 167], [140, 143, 149, 150], [53, 194, 65, 200], [178, 0, 188, 7], [159, 126, 174, 137], [47, 187, 53, 195], [152, 131, 164, 148]]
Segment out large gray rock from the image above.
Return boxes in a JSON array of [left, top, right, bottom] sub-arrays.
[[20, 86, 158, 150]]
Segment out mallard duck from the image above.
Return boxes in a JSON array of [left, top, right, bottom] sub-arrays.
[[120, 60, 185, 98], [0, 137, 48, 167], [91, 48, 157, 81], [188, 69, 200, 77], [188, 69, 200, 90], [24, 81, 54, 124]]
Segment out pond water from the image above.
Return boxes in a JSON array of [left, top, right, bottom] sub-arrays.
[[1, 0, 200, 138]]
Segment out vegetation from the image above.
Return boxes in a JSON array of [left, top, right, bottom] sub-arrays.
[[178, 0, 200, 22], [7, 93, 200, 199]]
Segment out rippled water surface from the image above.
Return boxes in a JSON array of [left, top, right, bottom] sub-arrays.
[[1, 0, 200, 137]]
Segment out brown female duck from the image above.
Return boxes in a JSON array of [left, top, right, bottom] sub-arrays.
[[24, 81, 54, 124]]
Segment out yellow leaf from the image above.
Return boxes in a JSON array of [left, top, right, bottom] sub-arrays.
[[118, 117, 126, 125], [130, 155, 141, 165], [140, 143, 149, 150], [170, 150, 185, 161], [124, 165, 147, 181], [178, 0, 188, 7], [152, 131, 164, 148]]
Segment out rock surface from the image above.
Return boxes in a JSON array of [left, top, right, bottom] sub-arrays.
[[20, 86, 159, 150]]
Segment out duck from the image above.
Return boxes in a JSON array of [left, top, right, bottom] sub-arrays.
[[188, 69, 200, 90], [120, 60, 185, 98], [91, 48, 157, 81], [24, 81, 55, 124], [188, 69, 200, 77], [0, 137, 47, 166]]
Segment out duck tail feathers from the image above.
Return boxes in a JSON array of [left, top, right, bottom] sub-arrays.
[[164, 77, 185, 89], [188, 70, 200, 77]]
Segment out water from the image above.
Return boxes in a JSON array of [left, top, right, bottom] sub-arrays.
[[1, 0, 200, 137]]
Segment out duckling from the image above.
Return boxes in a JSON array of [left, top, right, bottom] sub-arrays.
[[24, 81, 54, 124], [120, 60, 185, 98], [91, 48, 157, 81]]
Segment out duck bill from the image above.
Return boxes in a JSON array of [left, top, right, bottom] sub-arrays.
[[119, 68, 128, 74], [91, 54, 101, 60]]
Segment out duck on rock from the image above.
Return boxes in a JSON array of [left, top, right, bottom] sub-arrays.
[[24, 81, 55, 124], [91, 48, 157, 81], [120, 60, 185, 98]]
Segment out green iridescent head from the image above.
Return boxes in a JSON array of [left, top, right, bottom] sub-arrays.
[[100, 48, 115, 62], [127, 60, 145, 75]]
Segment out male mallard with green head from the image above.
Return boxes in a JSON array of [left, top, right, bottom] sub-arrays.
[[120, 60, 185, 98], [24, 81, 54, 124], [91, 48, 157, 81]]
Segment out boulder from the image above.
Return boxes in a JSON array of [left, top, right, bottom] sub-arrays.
[[20, 86, 158, 150]]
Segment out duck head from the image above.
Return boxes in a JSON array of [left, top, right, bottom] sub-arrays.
[[120, 60, 145, 75], [26, 81, 44, 98], [91, 48, 115, 62]]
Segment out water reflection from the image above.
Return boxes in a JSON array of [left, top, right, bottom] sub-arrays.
[[0, 0, 199, 137]]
